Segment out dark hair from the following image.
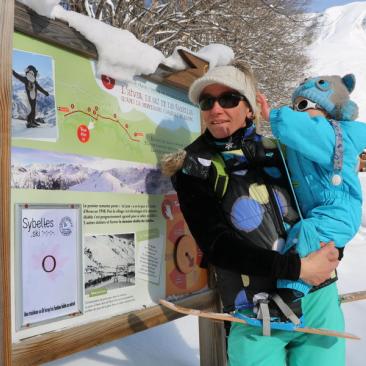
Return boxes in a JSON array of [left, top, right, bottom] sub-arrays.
[[25, 65, 38, 76]]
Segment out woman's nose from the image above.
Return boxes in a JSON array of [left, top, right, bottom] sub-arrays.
[[210, 100, 223, 113]]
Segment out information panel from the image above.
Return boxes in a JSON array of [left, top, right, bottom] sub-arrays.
[[11, 32, 207, 341]]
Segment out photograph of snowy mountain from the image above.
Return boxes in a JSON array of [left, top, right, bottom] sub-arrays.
[[84, 233, 135, 293], [12, 49, 58, 140], [11, 146, 173, 194]]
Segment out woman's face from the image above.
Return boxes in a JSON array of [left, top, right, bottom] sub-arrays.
[[200, 84, 252, 139]]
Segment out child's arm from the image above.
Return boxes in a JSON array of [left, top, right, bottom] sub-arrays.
[[256, 92, 270, 121], [270, 106, 336, 168]]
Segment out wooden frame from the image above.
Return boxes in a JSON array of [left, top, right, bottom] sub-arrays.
[[12, 290, 221, 365], [0, 1, 14, 365]]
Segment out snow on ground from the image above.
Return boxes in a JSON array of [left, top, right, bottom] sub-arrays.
[[12, 118, 57, 140]]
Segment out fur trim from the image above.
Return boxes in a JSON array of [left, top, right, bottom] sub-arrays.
[[160, 150, 187, 176]]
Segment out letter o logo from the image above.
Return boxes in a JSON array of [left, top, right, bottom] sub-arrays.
[[42, 255, 56, 273]]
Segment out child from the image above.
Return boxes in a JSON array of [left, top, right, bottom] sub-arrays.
[[258, 73, 366, 303]]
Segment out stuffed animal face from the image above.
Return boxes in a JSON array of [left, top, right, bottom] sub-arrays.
[[292, 74, 358, 121]]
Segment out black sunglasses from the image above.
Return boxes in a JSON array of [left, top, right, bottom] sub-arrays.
[[199, 92, 248, 111]]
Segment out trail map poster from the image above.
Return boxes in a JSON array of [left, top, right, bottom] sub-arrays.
[[11, 32, 205, 341]]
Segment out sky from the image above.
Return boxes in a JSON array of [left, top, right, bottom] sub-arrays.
[[13, 49, 54, 78], [309, 0, 366, 12]]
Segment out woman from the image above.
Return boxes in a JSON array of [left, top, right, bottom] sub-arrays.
[[162, 62, 343, 366]]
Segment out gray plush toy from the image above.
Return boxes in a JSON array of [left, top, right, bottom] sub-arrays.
[[292, 74, 358, 121]]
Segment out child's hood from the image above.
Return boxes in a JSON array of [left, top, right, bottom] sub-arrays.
[[292, 74, 358, 121]]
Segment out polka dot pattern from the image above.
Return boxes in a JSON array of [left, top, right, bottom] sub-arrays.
[[273, 189, 288, 216], [249, 183, 269, 204], [231, 196, 264, 232]]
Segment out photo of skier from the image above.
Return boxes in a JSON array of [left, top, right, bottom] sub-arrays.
[[12, 49, 58, 140], [12, 65, 49, 128]]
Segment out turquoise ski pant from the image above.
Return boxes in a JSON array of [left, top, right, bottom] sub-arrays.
[[228, 283, 345, 366]]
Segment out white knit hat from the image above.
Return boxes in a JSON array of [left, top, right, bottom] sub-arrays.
[[188, 65, 257, 115]]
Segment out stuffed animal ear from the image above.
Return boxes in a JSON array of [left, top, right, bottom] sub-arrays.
[[341, 100, 358, 121], [342, 74, 356, 93]]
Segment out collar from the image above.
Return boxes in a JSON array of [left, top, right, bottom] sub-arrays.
[[182, 123, 257, 179]]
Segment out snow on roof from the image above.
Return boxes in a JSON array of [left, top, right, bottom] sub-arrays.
[[18, 0, 234, 81], [52, 6, 165, 81], [19, 0, 60, 18], [164, 44, 234, 70]]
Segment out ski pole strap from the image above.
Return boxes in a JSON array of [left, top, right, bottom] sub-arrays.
[[253, 293, 271, 336], [258, 301, 271, 336], [271, 294, 301, 325], [329, 119, 343, 186]]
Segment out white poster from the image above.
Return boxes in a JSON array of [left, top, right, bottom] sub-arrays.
[[20, 206, 80, 326]]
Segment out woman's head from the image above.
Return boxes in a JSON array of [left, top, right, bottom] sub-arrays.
[[189, 62, 257, 138]]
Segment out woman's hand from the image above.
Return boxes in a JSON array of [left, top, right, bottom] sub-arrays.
[[256, 92, 270, 122], [299, 241, 339, 286]]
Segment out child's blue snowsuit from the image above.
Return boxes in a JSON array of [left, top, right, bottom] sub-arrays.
[[270, 106, 366, 295]]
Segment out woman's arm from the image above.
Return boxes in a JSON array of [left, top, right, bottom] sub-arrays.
[[173, 169, 338, 284], [300, 242, 339, 286], [173, 170, 300, 279]]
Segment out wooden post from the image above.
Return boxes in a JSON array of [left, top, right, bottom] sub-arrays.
[[199, 291, 227, 366], [198, 265, 227, 366], [0, 0, 14, 365], [340, 290, 366, 303]]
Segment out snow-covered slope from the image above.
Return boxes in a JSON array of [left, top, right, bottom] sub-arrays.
[[84, 235, 135, 287], [308, 1, 366, 119], [11, 162, 172, 194]]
